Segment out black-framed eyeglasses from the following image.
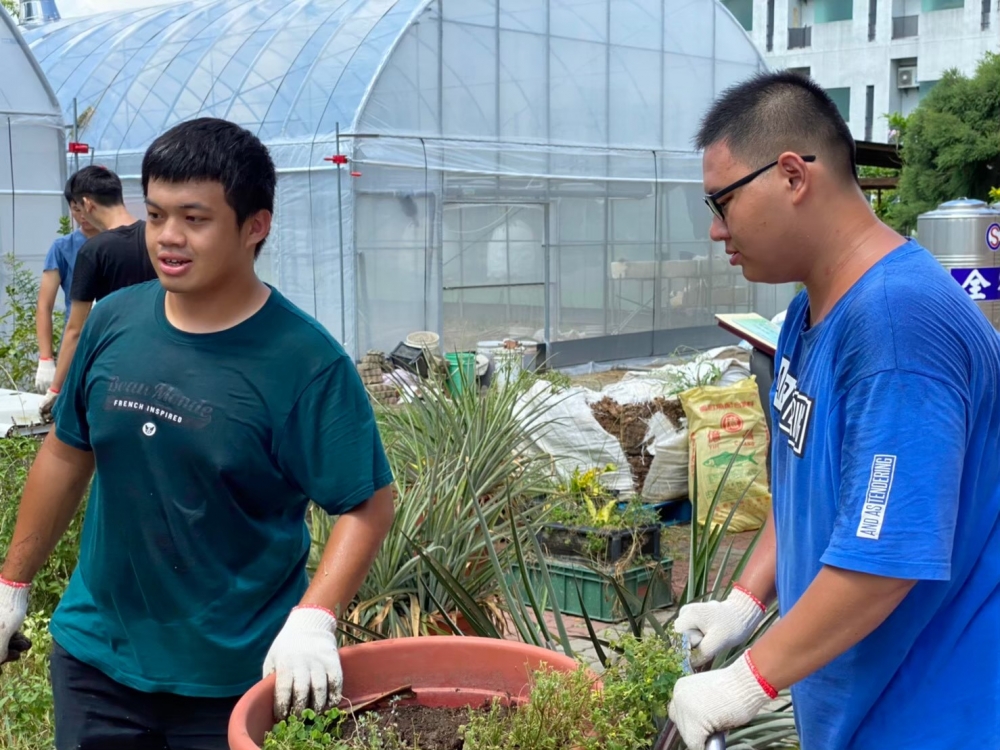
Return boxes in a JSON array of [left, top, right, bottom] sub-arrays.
[[704, 155, 816, 221]]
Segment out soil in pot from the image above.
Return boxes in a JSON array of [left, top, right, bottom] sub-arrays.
[[341, 703, 510, 750]]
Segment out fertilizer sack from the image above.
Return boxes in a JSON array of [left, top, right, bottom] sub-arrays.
[[679, 377, 771, 532]]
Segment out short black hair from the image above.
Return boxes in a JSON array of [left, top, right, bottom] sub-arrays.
[[695, 70, 857, 183], [69, 165, 125, 207], [63, 177, 74, 205], [141, 117, 276, 258]]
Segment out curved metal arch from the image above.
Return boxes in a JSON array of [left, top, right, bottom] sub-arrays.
[[212, 0, 318, 127], [348, 0, 434, 133], [309, 0, 414, 141], [111, 0, 262, 153], [276, 0, 402, 144], [153, 0, 295, 132], [26, 12, 127, 65], [70, 6, 215, 151], [25, 0, 438, 160], [42, 22, 133, 96], [64, 5, 201, 148], [262, 0, 384, 139], [0, 7, 62, 118], [54, 9, 182, 105], [255, 0, 364, 141]]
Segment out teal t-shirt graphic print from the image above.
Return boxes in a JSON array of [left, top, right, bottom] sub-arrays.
[[51, 281, 393, 697]]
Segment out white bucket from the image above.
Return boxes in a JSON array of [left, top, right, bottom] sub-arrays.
[[493, 341, 525, 387], [405, 331, 441, 352], [476, 341, 502, 386], [519, 339, 540, 371], [476, 340, 526, 387]]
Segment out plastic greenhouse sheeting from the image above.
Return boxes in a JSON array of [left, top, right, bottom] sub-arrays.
[[0, 8, 66, 320], [25, 0, 795, 359]]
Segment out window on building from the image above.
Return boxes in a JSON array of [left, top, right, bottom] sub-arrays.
[[816, 0, 854, 21], [766, 0, 775, 50], [826, 87, 851, 122], [864, 86, 875, 140], [922, 0, 963, 10], [919, 79, 939, 98], [722, 0, 754, 30]]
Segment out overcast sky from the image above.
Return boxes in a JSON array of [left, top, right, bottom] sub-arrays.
[[58, 0, 166, 18]]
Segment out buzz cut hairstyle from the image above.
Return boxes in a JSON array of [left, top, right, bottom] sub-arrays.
[[695, 70, 858, 183], [68, 165, 125, 208]]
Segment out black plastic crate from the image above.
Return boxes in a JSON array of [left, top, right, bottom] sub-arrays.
[[536, 522, 661, 564], [389, 342, 429, 377]]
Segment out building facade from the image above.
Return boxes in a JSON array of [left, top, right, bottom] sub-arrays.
[[722, 0, 998, 143]]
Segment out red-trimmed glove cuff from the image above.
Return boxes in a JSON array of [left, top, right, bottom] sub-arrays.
[[744, 650, 778, 700], [0, 575, 30, 590], [293, 604, 337, 621], [733, 583, 767, 613]]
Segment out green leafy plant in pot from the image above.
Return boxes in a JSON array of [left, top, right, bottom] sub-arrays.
[[417, 442, 798, 749]]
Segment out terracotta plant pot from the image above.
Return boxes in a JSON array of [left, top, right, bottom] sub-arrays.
[[228, 636, 583, 750]]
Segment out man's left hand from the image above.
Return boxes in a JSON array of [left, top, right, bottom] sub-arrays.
[[35, 359, 56, 393], [667, 651, 775, 750], [39, 389, 59, 423], [263, 605, 343, 719]]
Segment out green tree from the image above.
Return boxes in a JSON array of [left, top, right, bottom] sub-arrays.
[[887, 52, 1000, 233], [859, 165, 900, 222], [0, 0, 17, 20]]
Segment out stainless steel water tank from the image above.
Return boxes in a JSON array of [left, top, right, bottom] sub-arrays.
[[917, 198, 1000, 328]]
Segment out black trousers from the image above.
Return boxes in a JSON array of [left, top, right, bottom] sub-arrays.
[[50, 641, 239, 750]]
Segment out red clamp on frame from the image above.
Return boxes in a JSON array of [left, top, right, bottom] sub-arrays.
[[324, 154, 360, 176], [68, 142, 90, 154]]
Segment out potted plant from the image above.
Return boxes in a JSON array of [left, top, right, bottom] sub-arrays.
[[227, 636, 584, 750], [536, 466, 662, 564], [230, 631, 691, 750], [419, 455, 800, 750], [306, 375, 555, 639]]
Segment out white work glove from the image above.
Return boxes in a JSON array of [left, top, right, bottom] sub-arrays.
[[39, 389, 59, 423], [0, 577, 30, 668], [34, 359, 56, 392], [263, 605, 343, 719], [673, 585, 766, 667], [668, 650, 775, 750]]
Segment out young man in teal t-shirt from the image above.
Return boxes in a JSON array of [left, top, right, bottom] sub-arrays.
[[0, 118, 396, 749]]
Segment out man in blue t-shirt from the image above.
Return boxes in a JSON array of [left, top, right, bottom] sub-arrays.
[[0, 119, 396, 749], [667, 72, 1000, 749], [34, 176, 99, 393]]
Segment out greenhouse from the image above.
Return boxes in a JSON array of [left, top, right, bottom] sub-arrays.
[[24, 0, 795, 363], [0, 7, 66, 309]]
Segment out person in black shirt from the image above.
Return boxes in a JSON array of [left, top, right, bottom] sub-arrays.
[[69, 220, 155, 301], [40, 167, 157, 420]]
